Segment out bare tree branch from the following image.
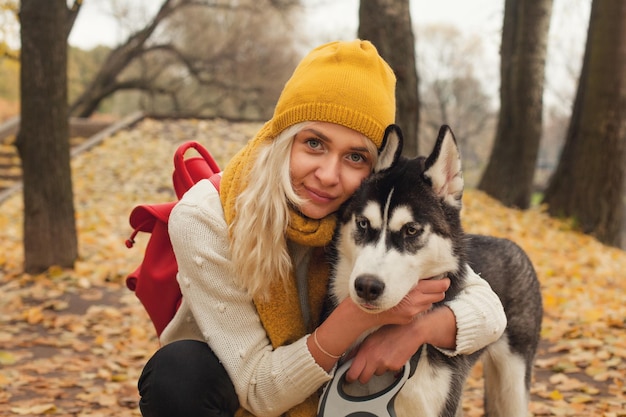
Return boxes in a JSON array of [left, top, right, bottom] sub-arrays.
[[66, 0, 82, 39], [69, 0, 300, 119]]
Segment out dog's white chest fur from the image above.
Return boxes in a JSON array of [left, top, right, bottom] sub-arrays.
[[393, 348, 452, 416]]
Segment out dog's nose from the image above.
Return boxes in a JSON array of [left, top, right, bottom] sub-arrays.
[[355, 275, 385, 301]]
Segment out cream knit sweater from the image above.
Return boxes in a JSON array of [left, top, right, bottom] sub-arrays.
[[162, 179, 507, 417]]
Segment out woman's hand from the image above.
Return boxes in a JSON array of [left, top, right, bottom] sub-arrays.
[[373, 277, 450, 326], [346, 323, 417, 383], [309, 278, 450, 373]]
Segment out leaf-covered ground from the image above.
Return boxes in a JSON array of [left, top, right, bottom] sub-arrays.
[[1, 118, 625, 416]]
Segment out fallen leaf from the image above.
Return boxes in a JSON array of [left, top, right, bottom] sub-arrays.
[[10, 403, 56, 415], [0, 351, 16, 365]]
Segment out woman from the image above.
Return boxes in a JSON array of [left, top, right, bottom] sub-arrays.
[[138, 40, 506, 417]]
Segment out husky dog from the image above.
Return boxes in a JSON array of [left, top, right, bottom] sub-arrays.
[[326, 125, 543, 417]]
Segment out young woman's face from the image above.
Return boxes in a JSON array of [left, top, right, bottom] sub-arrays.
[[290, 122, 375, 219]]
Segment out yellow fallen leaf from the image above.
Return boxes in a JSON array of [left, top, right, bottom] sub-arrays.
[[23, 306, 44, 325], [583, 309, 604, 322], [0, 351, 16, 365], [129, 325, 147, 338], [111, 373, 128, 382], [47, 265, 65, 278], [0, 372, 9, 386], [548, 389, 563, 400], [542, 293, 558, 308]]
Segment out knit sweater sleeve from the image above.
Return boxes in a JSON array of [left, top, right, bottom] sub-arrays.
[[440, 265, 507, 356], [164, 180, 331, 417]]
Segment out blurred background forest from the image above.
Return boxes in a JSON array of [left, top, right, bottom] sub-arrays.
[[1, 0, 624, 268], [1, 0, 590, 187]]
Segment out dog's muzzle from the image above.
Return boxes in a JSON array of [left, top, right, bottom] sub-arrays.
[[354, 274, 385, 302]]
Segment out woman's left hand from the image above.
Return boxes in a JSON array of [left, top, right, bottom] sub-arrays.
[[346, 305, 457, 384], [345, 323, 419, 384]]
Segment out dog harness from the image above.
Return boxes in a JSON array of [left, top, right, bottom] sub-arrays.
[[317, 347, 422, 417]]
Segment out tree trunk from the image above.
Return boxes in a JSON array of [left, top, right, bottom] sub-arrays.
[[543, 0, 626, 248], [16, 0, 78, 272], [477, 0, 552, 208], [358, 0, 420, 157]]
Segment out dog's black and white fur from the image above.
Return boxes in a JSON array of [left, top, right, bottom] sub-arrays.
[[326, 125, 543, 416]]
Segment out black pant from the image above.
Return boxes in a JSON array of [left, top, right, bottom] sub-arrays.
[[138, 340, 240, 417]]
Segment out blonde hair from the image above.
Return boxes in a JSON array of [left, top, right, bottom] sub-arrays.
[[229, 122, 378, 298]]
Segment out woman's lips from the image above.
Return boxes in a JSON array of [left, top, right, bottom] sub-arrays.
[[305, 186, 336, 203]]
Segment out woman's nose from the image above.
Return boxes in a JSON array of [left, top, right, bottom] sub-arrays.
[[315, 158, 340, 185]]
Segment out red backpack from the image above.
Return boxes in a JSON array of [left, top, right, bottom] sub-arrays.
[[125, 141, 221, 337]]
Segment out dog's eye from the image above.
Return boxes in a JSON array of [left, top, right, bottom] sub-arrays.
[[356, 216, 369, 231], [404, 224, 422, 237]]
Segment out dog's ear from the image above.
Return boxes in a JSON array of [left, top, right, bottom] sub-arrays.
[[374, 124, 404, 173], [423, 125, 463, 208]]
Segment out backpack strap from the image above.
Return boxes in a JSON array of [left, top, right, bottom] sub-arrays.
[[173, 141, 221, 199], [209, 172, 222, 191]]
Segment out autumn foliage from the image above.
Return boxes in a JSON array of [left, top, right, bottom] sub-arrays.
[[0, 118, 625, 416]]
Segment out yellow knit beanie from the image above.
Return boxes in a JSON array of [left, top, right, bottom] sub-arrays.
[[271, 39, 396, 147], [221, 40, 397, 232]]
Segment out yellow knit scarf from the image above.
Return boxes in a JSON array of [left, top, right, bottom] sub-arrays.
[[220, 123, 335, 417]]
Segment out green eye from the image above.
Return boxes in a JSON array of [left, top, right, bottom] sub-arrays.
[[307, 139, 321, 149]]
